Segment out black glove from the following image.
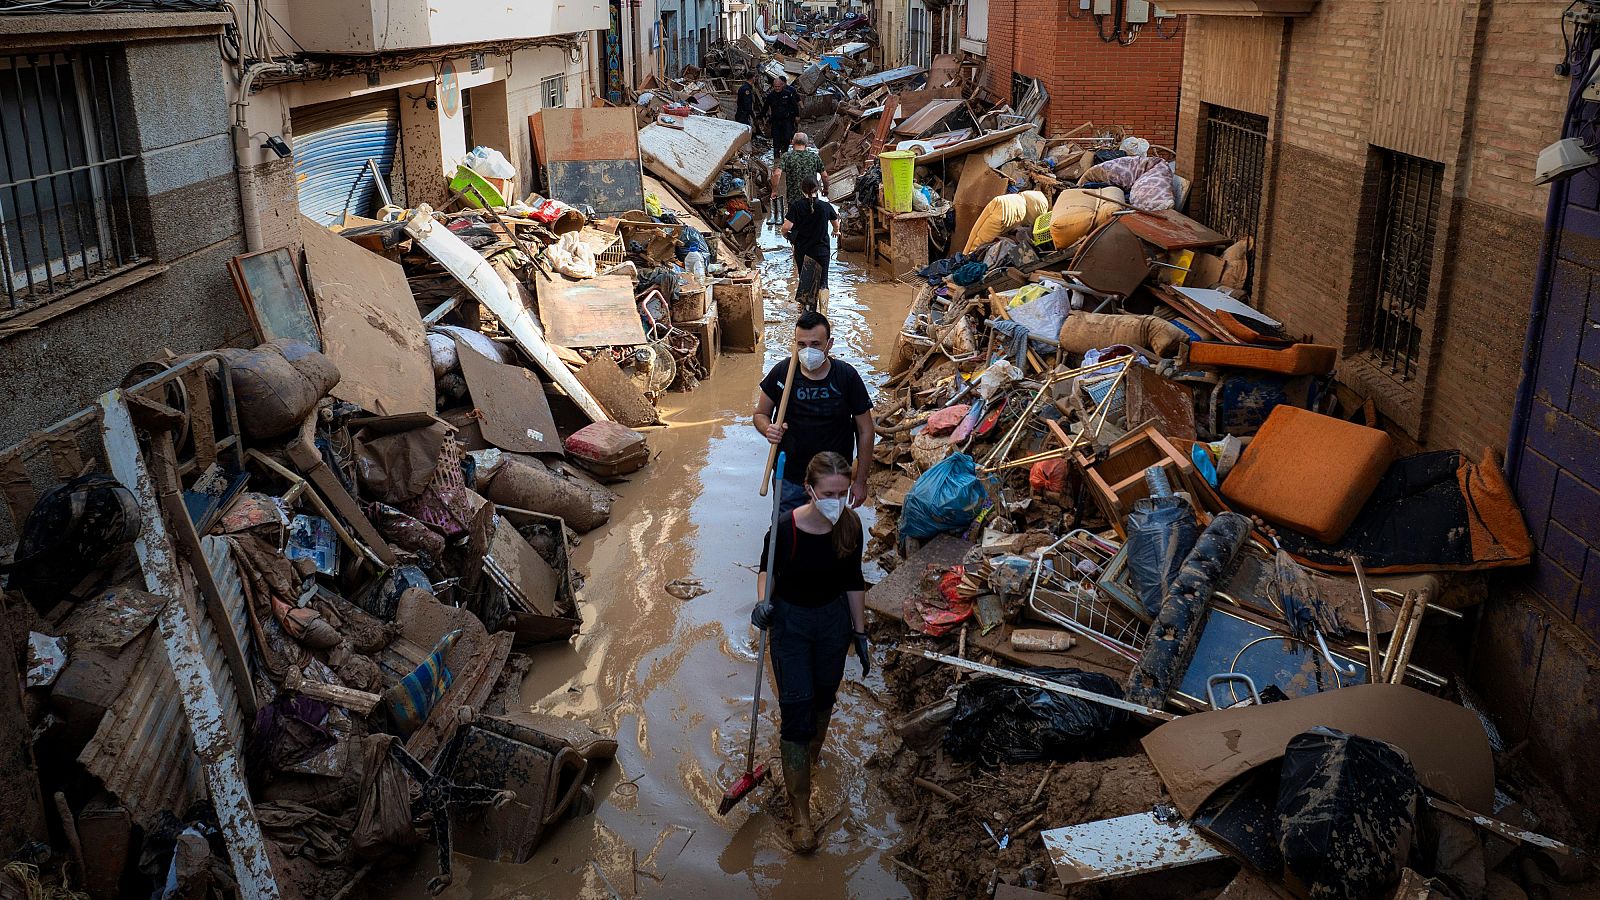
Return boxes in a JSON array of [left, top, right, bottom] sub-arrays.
[[853, 630, 871, 677], [751, 600, 775, 631]]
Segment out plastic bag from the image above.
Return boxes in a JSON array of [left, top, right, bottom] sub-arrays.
[[463, 145, 516, 179], [1124, 495, 1200, 617], [900, 452, 989, 541], [944, 667, 1127, 765], [1278, 727, 1420, 900]]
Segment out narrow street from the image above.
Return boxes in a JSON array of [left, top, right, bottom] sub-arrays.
[[377, 227, 916, 898]]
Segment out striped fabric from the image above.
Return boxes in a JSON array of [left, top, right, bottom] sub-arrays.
[[384, 629, 462, 737]]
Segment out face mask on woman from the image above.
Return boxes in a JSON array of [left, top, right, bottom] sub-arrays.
[[813, 496, 844, 523]]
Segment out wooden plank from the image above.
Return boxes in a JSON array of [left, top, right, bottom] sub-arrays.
[[534, 272, 648, 348], [299, 216, 434, 417]]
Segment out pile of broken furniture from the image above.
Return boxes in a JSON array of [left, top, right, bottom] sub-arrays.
[[0, 148, 769, 897], [858, 127, 1571, 899]]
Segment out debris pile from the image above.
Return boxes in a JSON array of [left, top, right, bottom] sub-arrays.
[[855, 124, 1582, 898], [0, 134, 764, 897]]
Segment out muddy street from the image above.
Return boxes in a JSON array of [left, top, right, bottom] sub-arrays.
[[374, 227, 916, 899]]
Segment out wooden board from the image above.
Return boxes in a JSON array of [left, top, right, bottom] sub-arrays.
[[530, 108, 644, 216], [575, 352, 661, 428], [297, 217, 432, 415], [229, 246, 320, 350], [863, 534, 972, 619], [533, 272, 647, 348], [455, 340, 563, 455], [1121, 209, 1229, 251]]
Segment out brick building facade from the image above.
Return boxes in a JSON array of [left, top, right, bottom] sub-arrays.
[[983, 2, 1184, 144], [1173, 1, 1600, 835], [1172, 1, 1565, 455]]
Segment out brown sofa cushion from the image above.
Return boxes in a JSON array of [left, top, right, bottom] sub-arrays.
[[1221, 406, 1394, 543]]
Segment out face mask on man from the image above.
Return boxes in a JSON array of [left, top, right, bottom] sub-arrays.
[[797, 347, 826, 372], [814, 496, 844, 523]]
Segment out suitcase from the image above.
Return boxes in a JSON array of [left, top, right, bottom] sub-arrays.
[[563, 421, 649, 477]]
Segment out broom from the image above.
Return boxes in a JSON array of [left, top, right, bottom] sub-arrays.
[[719, 451, 786, 815]]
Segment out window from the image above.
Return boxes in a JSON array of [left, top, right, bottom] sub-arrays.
[[0, 49, 144, 318], [1364, 148, 1444, 381], [1195, 105, 1268, 285], [963, 0, 989, 51], [908, 2, 929, 68], [540, 74, 565, 109]]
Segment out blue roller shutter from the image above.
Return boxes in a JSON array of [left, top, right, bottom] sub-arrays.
[[290, 94, 401, 226]]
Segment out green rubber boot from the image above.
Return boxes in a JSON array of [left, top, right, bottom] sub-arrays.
[[780, 739, 817, 853]]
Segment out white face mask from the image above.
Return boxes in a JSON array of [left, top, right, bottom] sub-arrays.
[[798, 347, 827, 372], [814, 496, 844, 523]]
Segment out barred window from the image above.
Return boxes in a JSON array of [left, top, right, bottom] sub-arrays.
[[0, 48, 144, 319], [1195, 105, 1268, 247], [1364, 148, 1444, 381]]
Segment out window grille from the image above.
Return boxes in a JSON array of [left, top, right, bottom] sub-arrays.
[[0, 48, 145, 318], [1365, 148, 1444, 381], [541, 74, 565, 109], [1195, 104, 1268, 248]]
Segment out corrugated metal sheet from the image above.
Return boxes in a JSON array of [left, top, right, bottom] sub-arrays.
[[292, 94, 401, 226], [94, 393, 279, 898]]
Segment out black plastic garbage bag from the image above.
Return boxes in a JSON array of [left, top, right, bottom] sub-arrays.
[[944, 667, 1127, 766], [1124, 495, 1199, 618], [1277, 726, 1420, 900]]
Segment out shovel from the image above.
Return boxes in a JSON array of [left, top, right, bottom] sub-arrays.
[[720, 451, 786, 815]]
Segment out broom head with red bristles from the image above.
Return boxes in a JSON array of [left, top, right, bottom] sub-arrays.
[[717, 762, 770, 815]]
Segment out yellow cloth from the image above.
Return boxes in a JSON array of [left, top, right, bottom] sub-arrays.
[[1048, 187, 1125, 251], [962, 190, 1049, 255]]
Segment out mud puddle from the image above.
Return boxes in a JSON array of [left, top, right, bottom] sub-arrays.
[[374, 225, 917, 898]]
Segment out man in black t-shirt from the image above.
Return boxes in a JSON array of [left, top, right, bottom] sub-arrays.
[[755, 310, 874, 513]]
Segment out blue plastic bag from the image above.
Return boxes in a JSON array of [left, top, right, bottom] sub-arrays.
[[900, 453, 989, 541]]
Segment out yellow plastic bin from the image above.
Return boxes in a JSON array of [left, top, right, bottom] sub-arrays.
[[879, 150, 917, 213]]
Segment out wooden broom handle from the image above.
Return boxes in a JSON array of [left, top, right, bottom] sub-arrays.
[[759, 351, 800, 496]]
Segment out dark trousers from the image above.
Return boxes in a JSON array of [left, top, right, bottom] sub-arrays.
[[736, 109, 759, 139], [771, 118, 796, 155], [768, 594, 851, 743]]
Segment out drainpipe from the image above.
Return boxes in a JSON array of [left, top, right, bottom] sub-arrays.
[[231, 61, 296, 252]]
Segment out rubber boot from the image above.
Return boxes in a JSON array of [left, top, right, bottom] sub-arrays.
[[808, 708, 832, 767], [780, 739, 817, 853]]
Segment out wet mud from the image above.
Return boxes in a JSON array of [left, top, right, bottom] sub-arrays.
[[375, 226, 917, 898]]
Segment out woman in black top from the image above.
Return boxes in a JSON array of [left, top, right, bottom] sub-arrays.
[[781, 174, 838, 309], [751, 451, 871, 853]]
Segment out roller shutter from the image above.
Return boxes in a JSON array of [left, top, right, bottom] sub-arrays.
[[290, 94, 401, 226]]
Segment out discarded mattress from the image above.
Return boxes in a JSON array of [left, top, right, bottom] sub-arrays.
[[1048, 187, 1124, 250], [963, 190, 1049, 255], [638, 115, 753, 199], [1221, 405, 1394, 544], [1273, 448, 1533, 575], [1188, 341, 1337, 376]]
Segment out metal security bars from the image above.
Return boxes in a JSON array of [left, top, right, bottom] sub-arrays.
[[1366, 148, 1444, 381], [1195, 104, 1268, 247], [0, 49, 144, 318]]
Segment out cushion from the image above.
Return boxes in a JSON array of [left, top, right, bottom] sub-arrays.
[[1221, 406, 1394, 543], [1189, 341, 1338, 376]]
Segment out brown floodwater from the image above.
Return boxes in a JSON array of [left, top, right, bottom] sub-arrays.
[[375, 226, 919, 899]]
